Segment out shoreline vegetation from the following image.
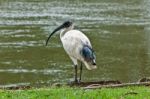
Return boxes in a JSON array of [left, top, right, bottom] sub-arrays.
[[0, 86, 150, 99], [0, 78, 150, 90], [0, 79, 150, 99]]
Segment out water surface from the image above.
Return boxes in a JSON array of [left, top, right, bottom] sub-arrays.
[[0, 0, 150, 86]]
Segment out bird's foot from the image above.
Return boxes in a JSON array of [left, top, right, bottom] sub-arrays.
[[68, 79, 81, 86], [74, 78, 82, 84], [77, 79, 82, 84]]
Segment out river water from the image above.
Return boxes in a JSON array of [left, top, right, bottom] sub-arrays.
[[0, 0, 150, 86]]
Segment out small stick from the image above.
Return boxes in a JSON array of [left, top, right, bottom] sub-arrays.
[[84, 82, 150, 89]]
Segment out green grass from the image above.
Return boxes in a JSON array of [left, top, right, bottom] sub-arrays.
[[0, 86, 150, 99]]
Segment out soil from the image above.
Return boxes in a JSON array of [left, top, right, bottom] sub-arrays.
[[1, 77, 150, 90]]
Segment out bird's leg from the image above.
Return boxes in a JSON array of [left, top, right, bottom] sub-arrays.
[[79, 62, 83, 82], [74, 65, 78, 83]]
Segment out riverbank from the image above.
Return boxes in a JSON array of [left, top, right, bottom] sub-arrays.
[[0, 86, 150, 99]]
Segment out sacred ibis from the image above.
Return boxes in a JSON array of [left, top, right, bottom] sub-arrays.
[[46, 21, 97, 83]]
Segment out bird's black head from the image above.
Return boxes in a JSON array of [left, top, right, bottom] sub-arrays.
[[46, 21, 73, 46], [62, 21, 73, 28]]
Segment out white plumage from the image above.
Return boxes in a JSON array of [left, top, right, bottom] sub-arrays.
[[61, 30, 96, 70], [46, 21, 97, 83]]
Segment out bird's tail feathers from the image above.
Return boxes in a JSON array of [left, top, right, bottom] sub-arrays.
[[81, 45, 97, 70]]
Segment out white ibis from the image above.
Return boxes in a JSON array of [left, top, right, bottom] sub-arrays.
[[46, 21, 97, 83]]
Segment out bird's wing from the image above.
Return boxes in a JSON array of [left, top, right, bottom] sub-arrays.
[[61, 30, 92, 59]]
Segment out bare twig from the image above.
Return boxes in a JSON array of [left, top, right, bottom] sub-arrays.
[[84, 82, 150, 89]]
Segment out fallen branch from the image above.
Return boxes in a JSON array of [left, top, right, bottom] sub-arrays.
[[67, 80, 121, 87], [0, 83, 31, 90], [84, 81, 150, 89]]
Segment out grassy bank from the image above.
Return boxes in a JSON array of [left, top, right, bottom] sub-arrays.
[[0, 86, 150, 99]]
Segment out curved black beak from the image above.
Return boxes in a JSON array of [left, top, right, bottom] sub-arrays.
[[46, 24, 64, 46]]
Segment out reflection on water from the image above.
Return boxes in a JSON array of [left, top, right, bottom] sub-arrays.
[[0, 0, 150, 86]]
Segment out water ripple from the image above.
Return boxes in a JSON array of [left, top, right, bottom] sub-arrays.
[[0, 69, 62, 75]]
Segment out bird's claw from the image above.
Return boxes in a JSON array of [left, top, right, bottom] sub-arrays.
[[68, 79, 81, 85]]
